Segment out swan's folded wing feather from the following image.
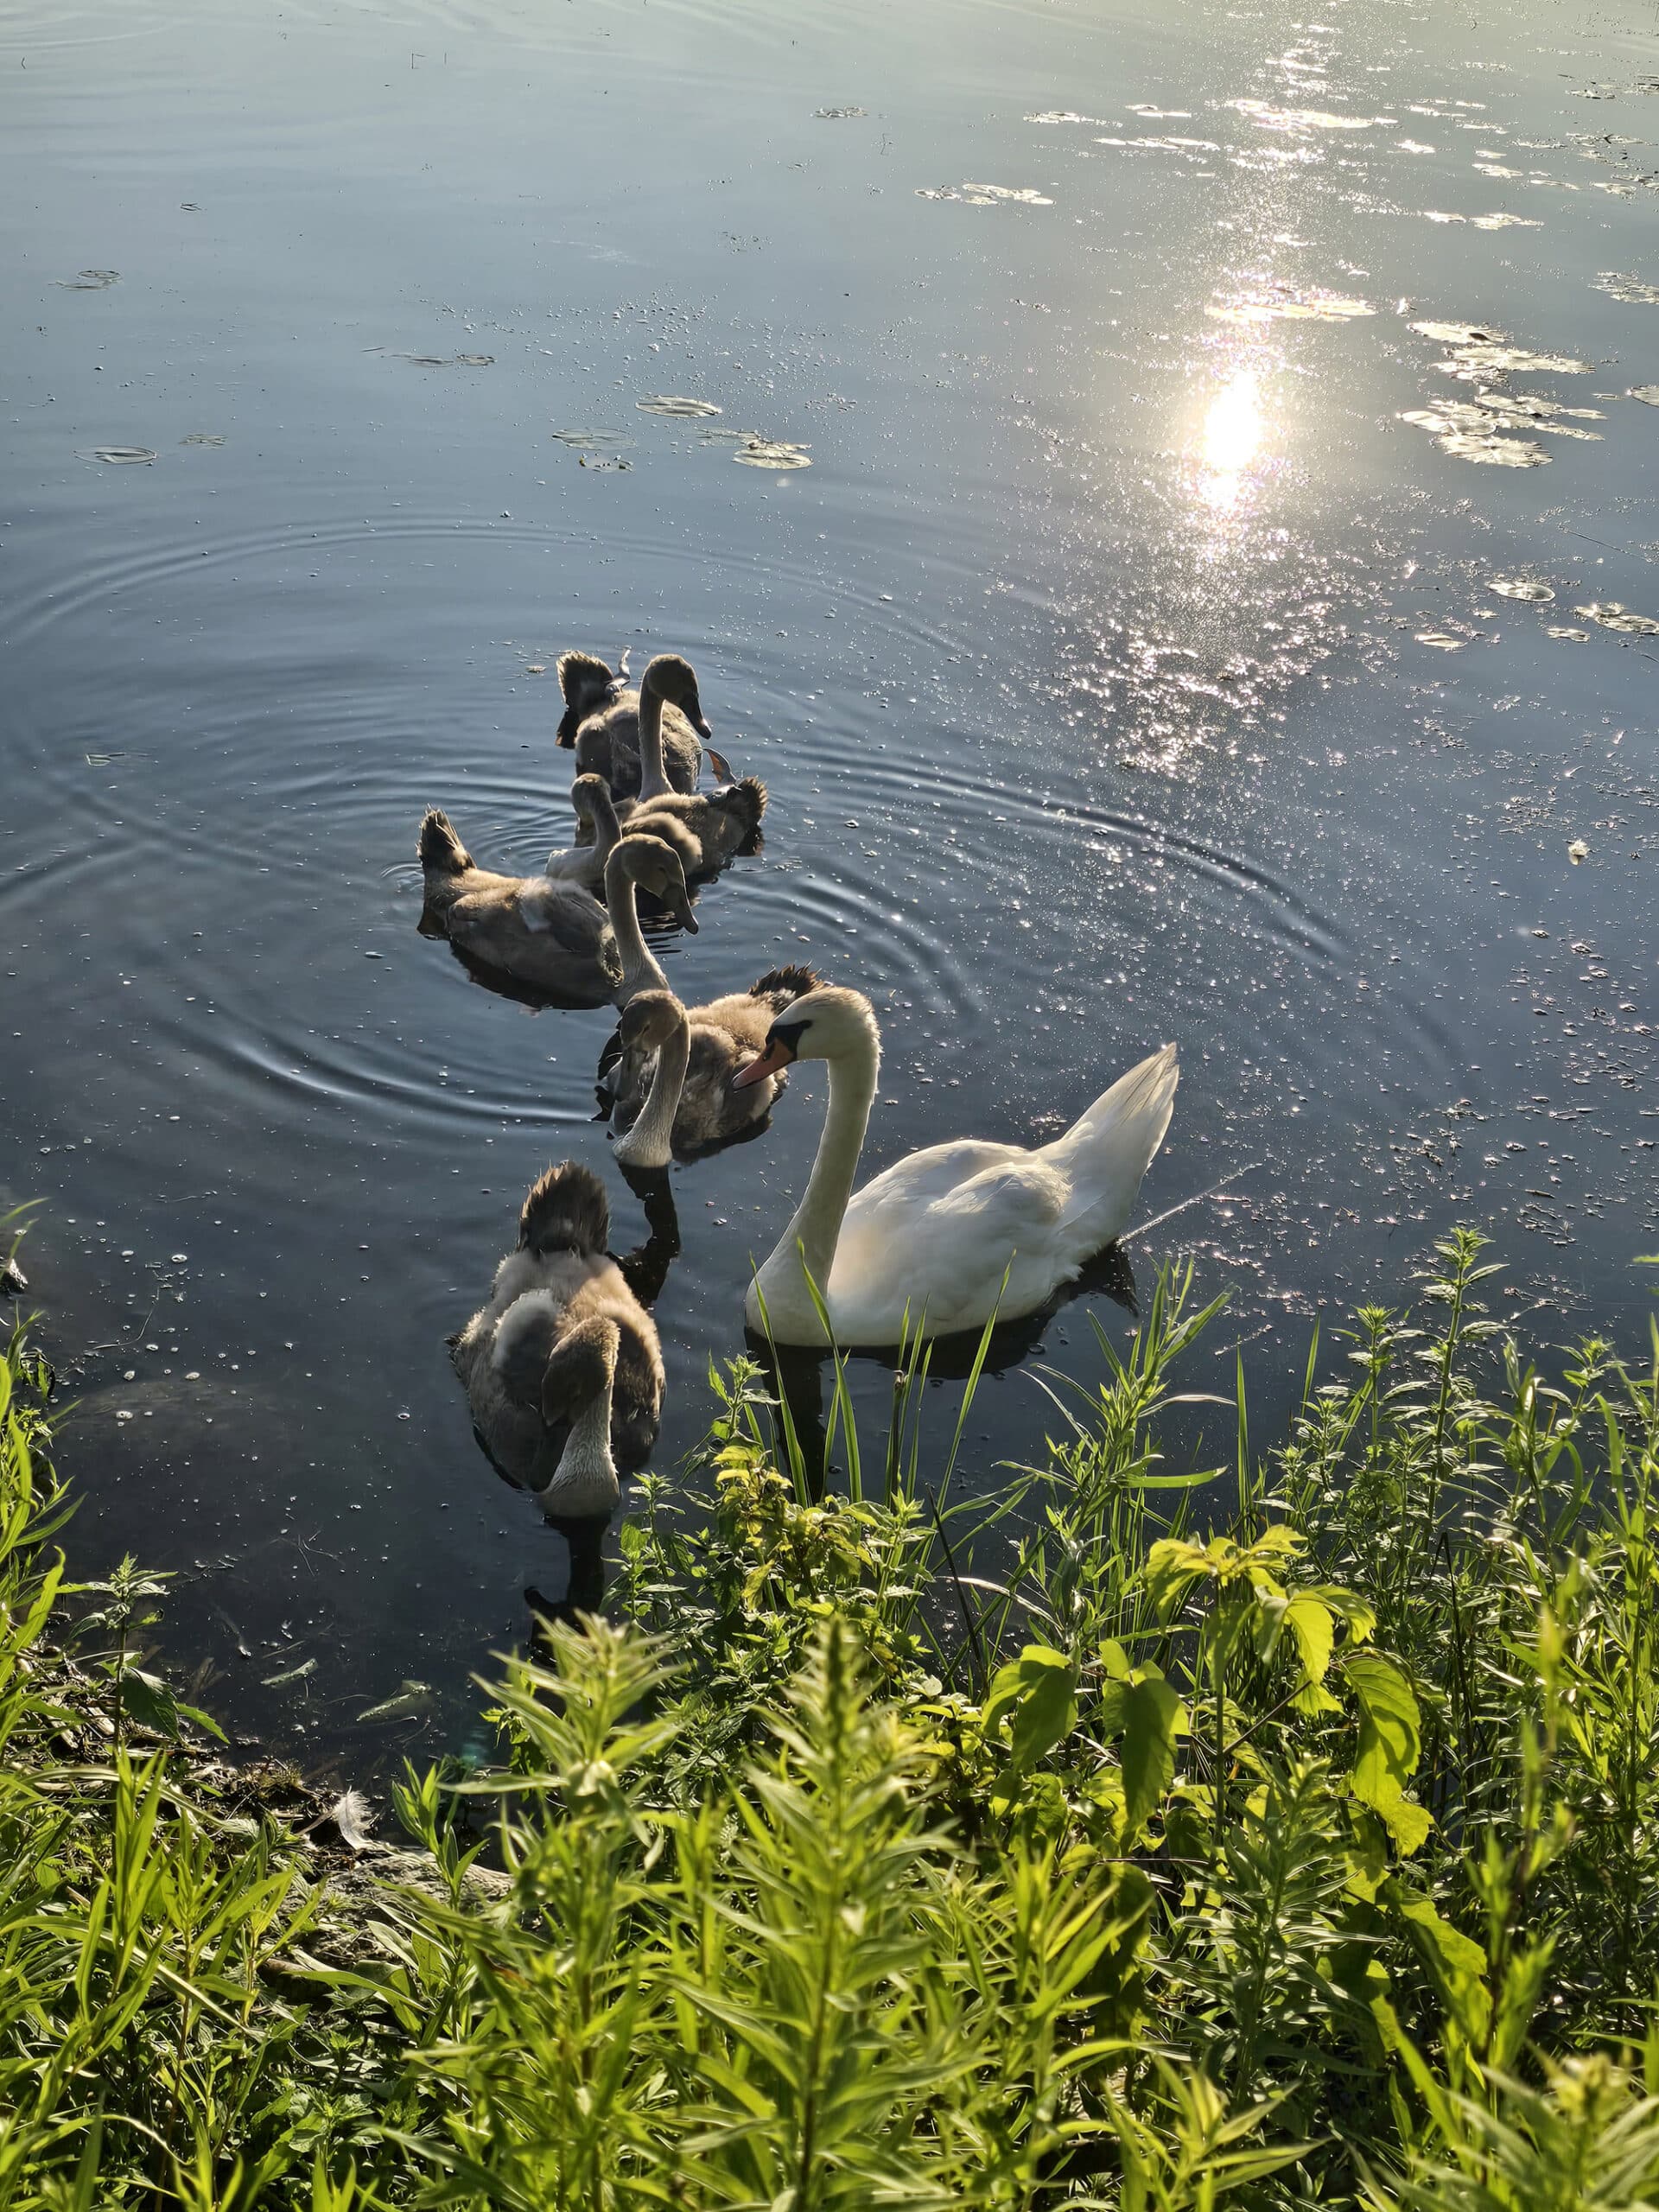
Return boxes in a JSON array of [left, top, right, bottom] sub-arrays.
[[831, 1147, 1071, 1336]]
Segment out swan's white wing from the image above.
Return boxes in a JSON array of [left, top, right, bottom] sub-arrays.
[[828, 1141, 1072, 1339]]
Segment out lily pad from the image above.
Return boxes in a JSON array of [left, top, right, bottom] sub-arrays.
[[1490, 577, 1554, 601], [732, 437, 812, 469], [91, 447, 157, 465], [637, 394, 722, 418]]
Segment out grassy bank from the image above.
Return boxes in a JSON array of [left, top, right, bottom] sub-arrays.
[[3, 1229, 1659, 2208]]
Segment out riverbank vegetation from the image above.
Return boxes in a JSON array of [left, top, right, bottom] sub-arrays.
[[3, 1227, 1659, 2207]]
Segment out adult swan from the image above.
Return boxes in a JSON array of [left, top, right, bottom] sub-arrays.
[[732, 987, 1178, 1346]]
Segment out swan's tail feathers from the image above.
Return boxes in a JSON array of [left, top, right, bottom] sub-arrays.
[[716, 776, 767, 837], [748, 963, 821, 1007], [556, 650, 619, 747], [518, 1160, 610, 1258], [418, 808, 473, 875], [1048, 1044, 1179, 1244]]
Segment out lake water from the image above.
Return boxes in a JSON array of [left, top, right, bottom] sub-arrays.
[[4, 0, 1657, 1767]]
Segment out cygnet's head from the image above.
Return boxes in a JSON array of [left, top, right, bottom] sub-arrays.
[[731, 985, 880, 1091], [570, 772, 613, 824], [617, 988, 686, 1058], [539, 1314, 620, 1429], [607, 833, 699, 934], [640, 652, 714, 741]]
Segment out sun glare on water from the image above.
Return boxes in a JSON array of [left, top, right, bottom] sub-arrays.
[[1198, 369, 1265, 511]]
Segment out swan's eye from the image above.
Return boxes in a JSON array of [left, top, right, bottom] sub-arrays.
[[769, 1019, 809, 1062]]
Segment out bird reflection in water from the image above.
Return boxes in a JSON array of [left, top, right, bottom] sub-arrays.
[[751, 1241, 1140, 1505]]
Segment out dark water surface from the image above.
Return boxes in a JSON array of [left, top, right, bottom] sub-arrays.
[[4, 0, 1658, 1765]]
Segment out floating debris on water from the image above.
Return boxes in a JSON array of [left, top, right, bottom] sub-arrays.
[[1568, 839, 1591, 863], [917, 182, 1054, 205], [578, 455, 631, 470], [637, 394, 722, 418], [59, 268, 119, 289], [1594, 271, 1659, 304], [180, 434, 226, 446], [357, 1678, 434, 1723], [403, 351, 493, 366], [1415, 631, 1468, 650], [1410, 323, 1592, 378], [550, 429, 634, 450], [90, 447, 157, 465], [1230, 99, 1385, 130], [261, 1657, 316, 1688], [1422, 210, 1544, 229], [732, 437, 812, 469], [1546, 626, 1590, 640], [1491, 577, 1555, 601], [1209, 288, 1372, 324], [1574, 601, 1659, 634], [1630, 385, 1659, 405], [814, 105, 867, 119], [1025, 110, 1105, 125]]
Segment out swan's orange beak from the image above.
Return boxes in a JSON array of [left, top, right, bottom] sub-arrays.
[[732, 1038, 791, 1091]]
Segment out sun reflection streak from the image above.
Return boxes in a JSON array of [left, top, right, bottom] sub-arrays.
[[1198, 369, 1265, 511]]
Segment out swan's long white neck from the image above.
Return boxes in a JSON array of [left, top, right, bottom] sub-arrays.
[[637, 677, 671, 804], [614, 1016, 690, 1172], [535, 1371, 617, 1519], [605, 855, 668, 1002], [749, 1038, 877, 1338]]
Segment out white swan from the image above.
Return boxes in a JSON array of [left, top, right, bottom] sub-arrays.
[[732, 987, 1178, 1346]]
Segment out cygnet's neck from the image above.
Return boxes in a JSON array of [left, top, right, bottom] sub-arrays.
[[605, 854, 669, 1001], [637, 679, 671, 804], [614, 1016, 690, 1171], [535, 1379, 619, 1519]]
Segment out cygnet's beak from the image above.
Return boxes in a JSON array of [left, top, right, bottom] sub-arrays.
[[705, 744, 734, 783], [732, 1037, 792, 1091]]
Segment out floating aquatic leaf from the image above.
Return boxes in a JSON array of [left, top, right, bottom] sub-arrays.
[[1415, 631, 1468, 650], [1025, 110, 1103, 124], [1630, 385, 1659, 405], [813, 105, 866, 119], [732, 437, 812, 469], [1546, 626, 1589, 640], [91, 447, 157, 465], [1490, 577, 1555, 601], [357, 1678, 434, 1723], [1471, 212, 1543, 229], [405, 351, 493, 367], [1400, 409, 1551, 466], [59, 268, 119, 289], [637, 394, 722, 418], [1412, 320, 1495, 343], [1574, 601, 1659, 634], [180, 433, 226, 446], [917, 182, 1053, 205], [1595, 271, 1659, 304], [261, 1658, 316, 1688]]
